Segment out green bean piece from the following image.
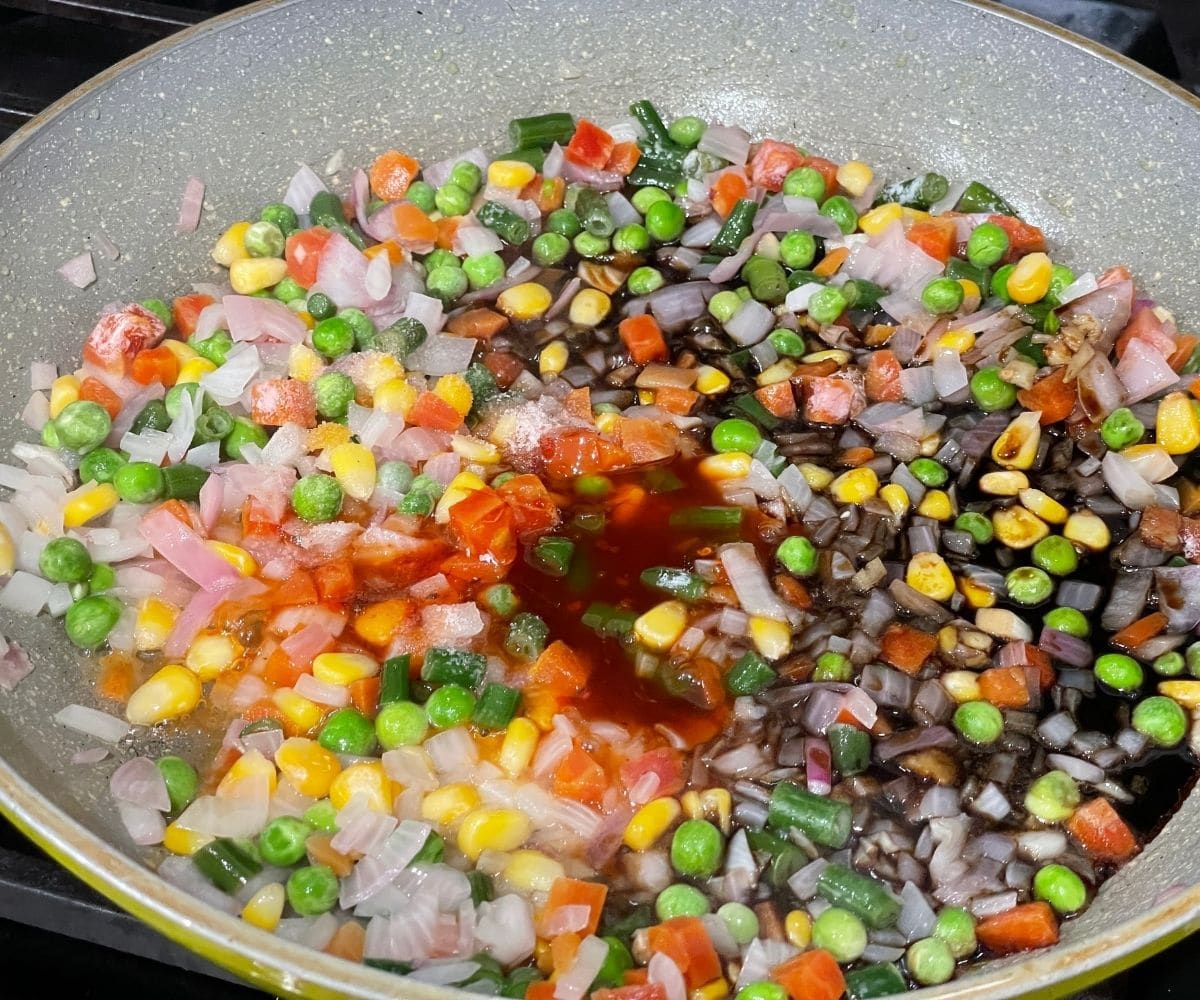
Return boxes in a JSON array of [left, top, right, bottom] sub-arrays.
[[954, 180, 1018, 216], [767, 782, 853, 849], [508, 112, 575, 150], [421, 648, 486, 689], [873, 172, 949, 210], [710, 199, 758, 256], [192, 837, 262, 892], [471, 682, 522, 730], [573, 188, 616, 239], [161, 462, 210, 502], [741, 255, 788, 304], [476, 200, 531, 245], [816, 863, 903, 928], [828, 723, 871, 776], [379, 655, 412, 705]]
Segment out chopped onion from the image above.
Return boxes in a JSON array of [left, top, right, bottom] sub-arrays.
[[1116, 338, 1178, 404], [176, 176, 205, 234], [282, 162, 328, 214], [646, 952, 687, 1000], [58, 252, 96, 289], [294, 671, 351, 708], [720, 543, 792, 622], [224, 294, 307, 344], [698, 125, 751, 165], [897, 881, 937, 941], [0, 640, 33, 692], [725, 300, 775, 346], [110, 756, 170, 812], [54, 704, 130, 743]]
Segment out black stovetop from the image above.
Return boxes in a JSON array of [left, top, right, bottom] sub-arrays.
[[0, 1, 1198, 997]]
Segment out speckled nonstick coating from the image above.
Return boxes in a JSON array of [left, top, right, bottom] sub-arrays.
[[0, 0, 1198, 995]]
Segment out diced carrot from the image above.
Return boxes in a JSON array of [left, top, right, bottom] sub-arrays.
[[906, 218, 957, 263], [171, 293, 215, 337], [96, 655, 135, 703], [790, 359, 841, 380], [619, 747, 685, 798], [241, 496, 281, 541], [545, 877, 608, 937], [482, 350, 526, 388], [710, 171, 749, 219], [606, 141, 642, 177], [1116, 305, 1176, 360], [747, 139, 805, 192], [976, 902, 1059, 955], [979, 665, 1035, 709], [812, 246, 849, 278], [865, 349, 904, 402], [155, 499, 194, 528], [305, 833, 353, 877], [800, 156, 839, 200], [496, 473, 560, 537], [645, 917, 721, 989], [284, 226, 332, 287], [241, 698, 286, 727], [391, 201, 439, 252], [264, 647, 306, 688], [803, 375, 856, 425], [407, 390, 464, 431], [368, 150, 421, 201], [770, 948, 846, 1000], [594, 986, 666, 1000], [82, 304, 166, 375], [613, 416, 680, 466], [1110, 611, 1167, 651], [448, 487, 517, 566], [323, 920, 365, 962], [618, 314, 669, 365], [540, 428, 631, 479], [1169, 334, 1199, 372], [564, 120, 615, 170], [838, 446, 876, 467], [1003, 641, 1055, 690], [550, 931, 581, 973], [1065, 797, 1139, 863], [1017, 368, 1075, 425], [880, 624, 938, 675], [349, 676, 380, 718], [446, 307, 509, 341], [988, 214, 1047, 262], [313, 558, 355, 604], [528, 640, 590, 696], [754, 381, 797, 420], [78, 376, 123, 420], [775, 574, 813, 610], [130, 345, 179, 387], [269, 569, 318, 608], [655, 385, 701, 416], [521, 174, 566, 214], [525, 983, 558, 1000], [250, 378, 317, 428], [553, 745, 608, 806], [622, 969, 650, 987], [362, 240, 405, 265], [562, 386, 594, 422], [435, 215, 461, 251]]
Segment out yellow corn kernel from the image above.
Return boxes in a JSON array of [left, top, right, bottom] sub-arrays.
[[958, 575, 997, 610], [638, 389, 655, 406], [901, 207, 932, 226], [272, 687, 324, 735], [1006, 252, 1053, 304], [699, 788, 732, 835], [785, 909, 813, 949], [134, 596, 178, 653], [943, 670, 984, 703], [538, 340, 569, 377], [352, 598, 409, 646], [242, 882, 286, 931], [502, 849, 566, 894], [63, 483, 118, 528], [918, 433, 942, 458], [568, 288, 612, 327], [797, 463, 835, 492], [162, 821, 212, 855], [497, 282, 553, 321], [0, 523, 12, 577], [450, 435, 501, 465], [975, 607, 1034, 642], [595, 411, 619, 434], [802, 349, 852, 366], [435, 469, 488, 523], [623, 797, 682, 851], [979, 470, 1029, 496], [212, 221, 252, 267], [217, 749, 278, 798], [487, 159, 537, 189], [680, 790, 702, 820], [634, 600, 689, 652], [535, 940, 554, 976], [749, 616, 792, 660], [421, 783, 481, 826], [1156, 391, 1200, 455], [308, 421, 352, 452], [992, 505, 1049, 549], [917, 489, 954, 521], [937, 328, 976, 355], [125, 663, 202, 726], [158, 339, 199, 366], [205, 540, 258, 576], [879, 483, 910, 519], [457, 807, 533, 861], [434, 373, 474, 417], [756, 359, 798, 387], [906, 551, 956, 602], [698, 452, 752, 482], [49, 375, 81, 419], [1018, 488, 1068, 525], [361, 354, 405, 394], [329, 761, 394, 813], [184, 631, 243, 681], [830, 467, 879, 505], [176, 357, 217, 384], [695, 365, 731, 395], [312, 651, 379, 687], [1063, 510, 1111, 552], [499, 717, 540, 778], [374, 377, 418, 416], [691, 980, 730, 1000], [858, 202, 902, 237], [835, 160, 874, 198], [328, 442, 377, 502], [230, 257, 289, 295], [275, 737, 341, 798], [991, 411, 1042, 470], [288, 344, 325, 382], [1159, 680, 1200, 709]]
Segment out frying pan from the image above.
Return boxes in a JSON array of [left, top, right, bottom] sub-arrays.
[[1, 0, 1198, 995]]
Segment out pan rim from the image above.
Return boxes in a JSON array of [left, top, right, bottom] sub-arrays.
[[1, 0, 1199, 997]]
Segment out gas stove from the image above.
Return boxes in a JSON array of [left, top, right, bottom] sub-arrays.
[[0, 1, 1197, 996]]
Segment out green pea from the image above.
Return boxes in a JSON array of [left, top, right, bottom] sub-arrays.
[[273, 277, 306, 304], [612, 223, 650, 254], [644, 200, 686, 243], [260, 202, 299, 236], [140, 298, 172, 328], [1046, 264, 1076, 305], [41, 422, 62, 449], [244, 220, 285, 258], [991, 263, 1016, 303], [155, 756, 199, 814], [907, 936, 955, 986], [79, 447, 126, 487], [1033, 863, 1087, 914], [1152, 650, 1186, 677], [1094, 653, 1143, 694], [970, 366, 1018, 412], [305, 292, 336, 321], [667, 116, 705, 147], [812, 906, 867, 964], [113, 461, 165, 504], [190, 329, 234, 365], [763, 330, 802, 359], [573, 232, 610, 258], [953, 700, 1004, 745], [317, 707, 378, 756], [532, 232, 570, 267], [424, 249, 461, 272], [711, 418, 761, 454], [777, 535, 818, 577], [1005, 566, 1053, 606], [64, 595, 122, 649], [909, 458, 948, 487], [782, 167, 826, 201], [954, 511, 994, 545], [921, 276, 965, 314], [302, 799, 338, 833], [312, 317, 354, 359], [259, 816, 313, 867], [1100, 407, 1145, 450], [375, 700, 429, 749], [670, 819, 723, 878], [626, 266, 664, 296], [717, 901, 759, 946], [819, 195, 858, 235], [405, 180, 437, 214], [425, 265, 469, 304], [1029, 536, 1078, 577], [223, 418, 268, 461], [39, 537, 93, 584], [164, 383, 206, 422], [291, 473, 343, 523], [434, 182, 471, 217], [425, 684, 476, 728], [377, 460, 414, 495], [808, 286, 848, 325], [338, 307, 377, 350], [631, 186, 672, 215], [574, 474, 612, 499], [1132, 695, 1187, 747], [655, 883, 710, 920], [707, 289, 742, 323], [1024, 770, 1080, 823], [933, 906, 977, 959], [778, 230, 817, 269], [1186, 642, 1200, 678], [286, 864, 339, 916], [88, 563, 115, 594], [1043, 606, 1089, 638], [546, 208, 582, 238], [449, 160, 483, 195], [463, 252, 506, 290], [966, 221, 1009, 267], [313, 372, 355, 420], [55, 401, 111, 452], [813, 651, 852, 682]]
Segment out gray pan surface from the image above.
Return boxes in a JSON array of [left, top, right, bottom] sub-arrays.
[[0, 0, 1199, 996]]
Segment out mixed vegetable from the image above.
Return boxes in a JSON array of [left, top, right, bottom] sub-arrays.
[[6, 100, 1200, 999]]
